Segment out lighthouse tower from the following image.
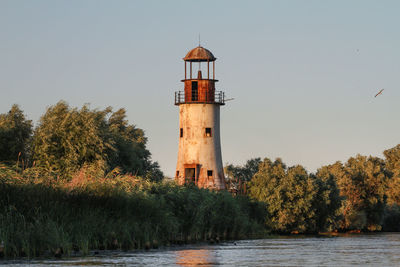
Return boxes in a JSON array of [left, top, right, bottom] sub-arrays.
[[174, 46, 226, 190]]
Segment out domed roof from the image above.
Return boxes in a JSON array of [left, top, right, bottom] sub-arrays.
[[183, 46, 216, 62]]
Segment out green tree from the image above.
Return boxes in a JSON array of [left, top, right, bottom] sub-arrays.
[[32, 101, 163, 180], [384, 144, 400, 206], [336, 155, 388, 231], [107, 108, 163, 181], [382, 145, 400, 231], [314, 163, 343, 231], [32, 101, 111, 177], [225, 158, 261, 194], [0, 104, 32, 163], [248, 158, 318, 233]]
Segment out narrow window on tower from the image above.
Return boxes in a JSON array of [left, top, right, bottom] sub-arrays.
[[205, 127, 212, 137], [207, 170, 213, 178], [180, 128, 183, 138], [176, 171, 179, 177]]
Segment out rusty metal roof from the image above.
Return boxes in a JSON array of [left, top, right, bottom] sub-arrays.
[[183, 46, 216, 62]]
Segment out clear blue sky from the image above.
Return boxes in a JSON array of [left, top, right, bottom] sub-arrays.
[[1, 0, 399, 177]]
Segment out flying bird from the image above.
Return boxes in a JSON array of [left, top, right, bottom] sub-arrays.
[[374, 89, 384, 97]]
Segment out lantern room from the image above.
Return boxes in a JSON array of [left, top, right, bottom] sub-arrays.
[[175, 46, 225, 105]]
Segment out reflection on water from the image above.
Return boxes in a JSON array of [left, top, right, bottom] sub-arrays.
[[176, 249, 217, 266], [3, 233, 400, 266]]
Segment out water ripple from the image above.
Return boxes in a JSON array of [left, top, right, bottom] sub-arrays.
[[2, 233, 400, 266]]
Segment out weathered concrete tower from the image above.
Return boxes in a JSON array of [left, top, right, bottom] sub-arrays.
[[174, 46, 226, 190]]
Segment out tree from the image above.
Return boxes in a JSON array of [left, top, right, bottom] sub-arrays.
[[314, 163, 343, 231], [248, 158, 319, 233], [384, 144, 400, 206], [32, 101, 163, 180], [225, 158, 261, 194], [107, 108, 163, 181], [335, 155, 388, 231], [384, 144, 400, 174], [107, 108, 148, 172], [32, 101, 111, 177], [382, 145, 400, 231], [0, 104, 32, 164]]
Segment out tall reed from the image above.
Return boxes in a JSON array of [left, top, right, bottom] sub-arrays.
[[0, 168, 268, 259]]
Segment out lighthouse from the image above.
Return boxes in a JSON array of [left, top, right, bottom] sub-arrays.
[[174, 46, 226, 190]]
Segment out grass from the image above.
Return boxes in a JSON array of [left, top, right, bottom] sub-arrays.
[[0, 165, 268, 259]]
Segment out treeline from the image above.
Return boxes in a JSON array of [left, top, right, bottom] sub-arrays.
[[0, 102, 162, 181], [226, 147, 400, 234], [1, 101, 399, 258]]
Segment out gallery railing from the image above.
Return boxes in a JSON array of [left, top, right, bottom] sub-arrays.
[[174, 90, 225, 105]]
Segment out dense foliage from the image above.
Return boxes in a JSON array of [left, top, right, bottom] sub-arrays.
[[0, 103, 266, 258], [1, 102, 162, 181], [384, 145, 400, 206], [0, 105, 32, 163], [0, 167, 267, 258], [241, 145, 400, 234], [0, 102, 399, 259], [248, 158, 340, 233], [225, 158, 261, 194], [333, 156, 388, 231]]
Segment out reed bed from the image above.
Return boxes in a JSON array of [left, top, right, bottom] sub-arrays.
[[0, 166, 267, 258]]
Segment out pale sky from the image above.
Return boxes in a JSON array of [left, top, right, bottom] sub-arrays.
[[1, 0, 399, 177]]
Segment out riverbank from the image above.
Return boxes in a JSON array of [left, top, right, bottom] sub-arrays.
[[0, 168, 267, 259], [1, 164, 399, 260]]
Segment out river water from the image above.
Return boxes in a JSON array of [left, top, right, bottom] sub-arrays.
[[3, 233, 400, 266]]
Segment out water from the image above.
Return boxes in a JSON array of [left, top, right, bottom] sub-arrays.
[[3, 233, 400, 266]]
